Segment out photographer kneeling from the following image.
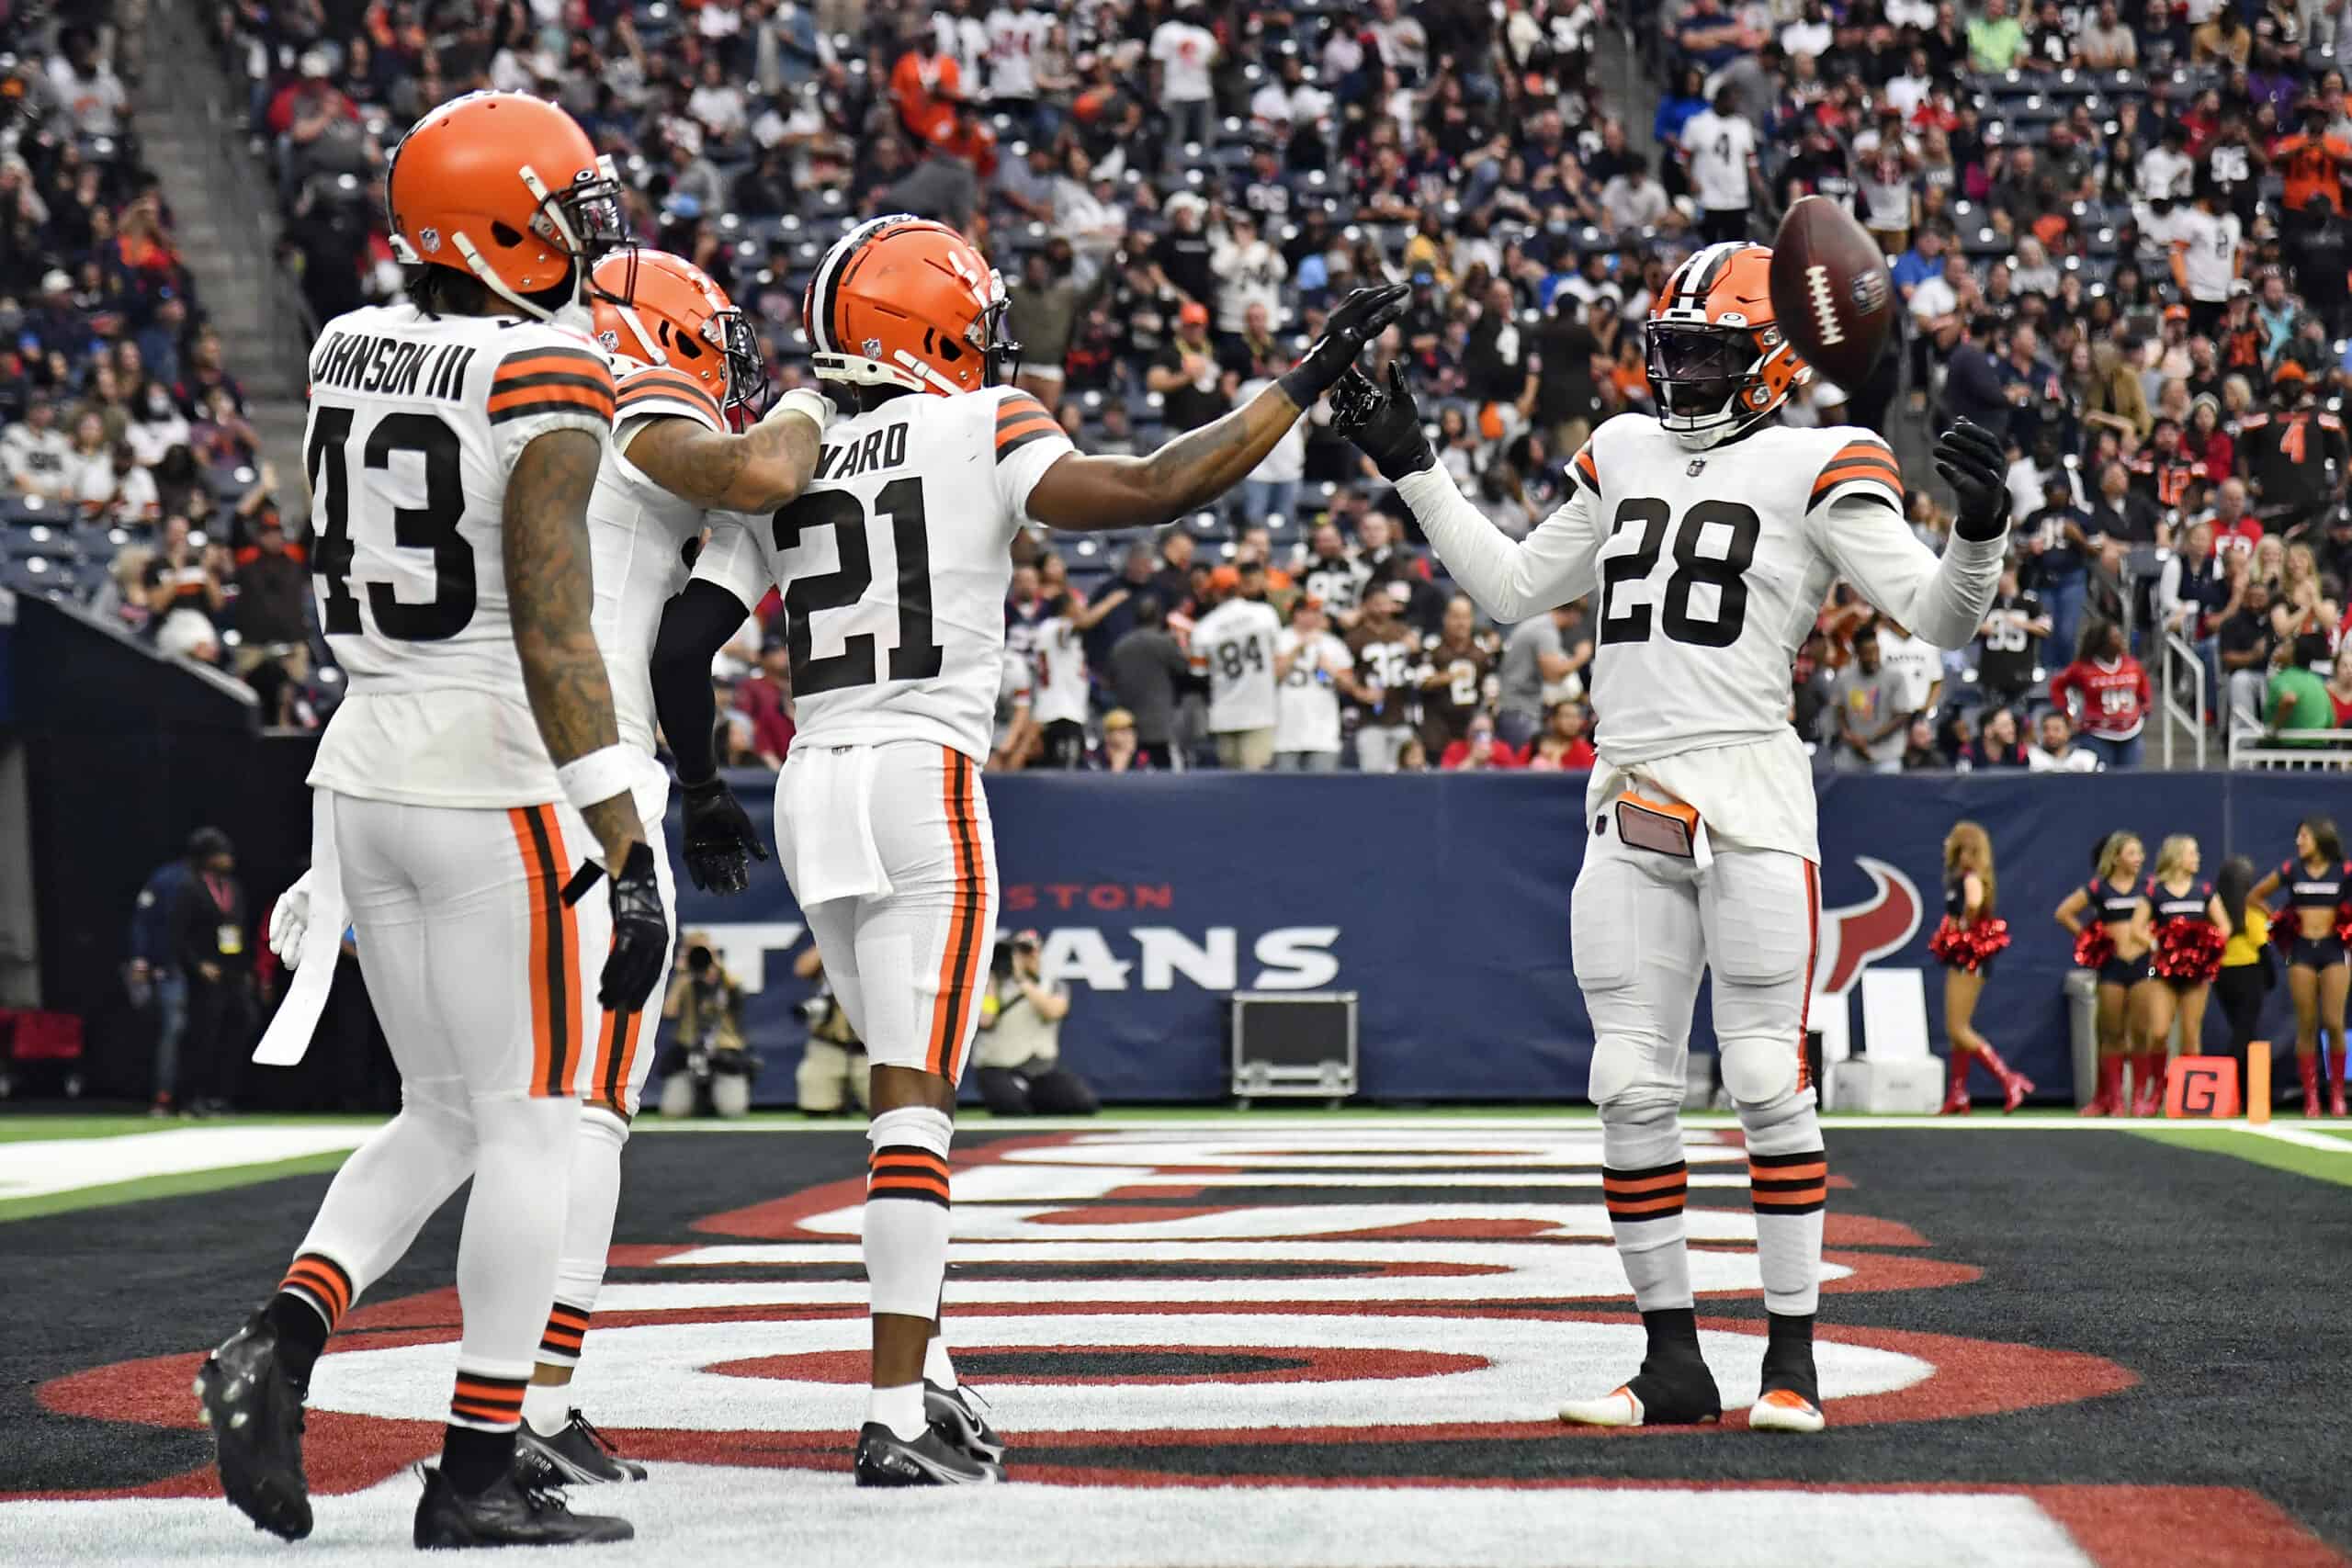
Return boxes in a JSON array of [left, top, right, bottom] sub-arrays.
[[975, 931, 1099, 1116], [793, 942, 870, 1115], [657, 935, 759, 1119]]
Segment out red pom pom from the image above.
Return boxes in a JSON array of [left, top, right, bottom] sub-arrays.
[[2073, 925, 2116, 970], [1930, 917, 2009, 973], [2154, 917, 2225, 983]]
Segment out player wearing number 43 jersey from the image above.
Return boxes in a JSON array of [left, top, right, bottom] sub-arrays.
[[1334, 241, 2013, 1437], [198, 91, 673, 1551], [650, 213, 1409, 1485]]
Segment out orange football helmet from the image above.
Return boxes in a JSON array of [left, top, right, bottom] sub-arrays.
[[802, 214, 1016, 396], [385, 91, 627, 322], [1645, 242, 1808, 448], [591, 248, 767, 412]]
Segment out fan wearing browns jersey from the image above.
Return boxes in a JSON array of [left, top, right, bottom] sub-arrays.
[[1333, 239, 2010, 1437], [649, 213, 1408, 1485]]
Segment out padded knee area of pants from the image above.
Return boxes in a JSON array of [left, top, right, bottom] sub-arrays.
[[1588, 1035, 1680, 1108], [1736, 1085, 1821, 1156], [1720, 1033, 1800, 1106], [869, 1105, 953, 1159], [1599, 1093, 1684, 1170], [403, 1076, 474, 1137]]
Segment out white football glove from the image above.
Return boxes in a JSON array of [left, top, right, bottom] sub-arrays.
[[267, 870, 314, 967]]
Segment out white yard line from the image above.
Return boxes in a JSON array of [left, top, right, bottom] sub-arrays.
[[0, 1124, 374, 1201]]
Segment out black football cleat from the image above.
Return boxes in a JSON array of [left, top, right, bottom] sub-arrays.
[[854, 1422, 1003, 1486], [1559, 1342, 1724, 1428], [193, 1311, 313, 1540], [514, 1410, 648, 1485], [1750, 1313, 1826, 1433], [413, 1463, 634, 1549], [925, 1381, 1006, 1465]]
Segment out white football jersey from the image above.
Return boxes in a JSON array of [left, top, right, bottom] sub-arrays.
[[1395, 413, 2003, 860], [1192, 595, 1283, 732], [1274, 626, 1348, 755], [586, 357, 740, 788], [302, 301, 616, 809], [693, 387, 1073, 762], [1030, 614, 1090, 727]]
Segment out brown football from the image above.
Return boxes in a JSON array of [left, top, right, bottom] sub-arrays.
[[1768, 196, 1894, 392]]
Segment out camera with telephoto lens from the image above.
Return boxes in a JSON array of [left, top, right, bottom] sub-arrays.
[[991, 931, 1040, 979]]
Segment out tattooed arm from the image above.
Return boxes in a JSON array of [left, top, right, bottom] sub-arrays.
[[622, 397, 827, 513], [503, 427, 645, 864], [1023, 384, 1308, 532]]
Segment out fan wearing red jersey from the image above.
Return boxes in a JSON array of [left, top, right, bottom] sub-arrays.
[[649, 214, 1405, 1485], [194, 91, 663, 1551]]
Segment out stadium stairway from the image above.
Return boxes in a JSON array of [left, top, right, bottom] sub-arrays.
[[135, 0, 310, 497]]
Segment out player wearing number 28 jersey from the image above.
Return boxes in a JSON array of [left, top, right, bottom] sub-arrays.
[[1332, 241, 2012, 1439], [650, 214, 1411, 1485], [198, 92, 670, 1551]]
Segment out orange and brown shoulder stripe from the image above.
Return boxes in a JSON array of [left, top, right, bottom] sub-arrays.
[[1570, 441, 1600, 496], [1808, 437, 1904, 512], [615, 363, 724, 428], [488, 344, 616, 425], [996, 391, 1060, 460]]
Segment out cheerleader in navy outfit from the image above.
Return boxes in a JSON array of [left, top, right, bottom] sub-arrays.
[[1931, 822, 2030, 1113], [2134, 835, 2228, 1118], [2250, 817, 2352, 1118], [2055, 832, 2157, 1116]]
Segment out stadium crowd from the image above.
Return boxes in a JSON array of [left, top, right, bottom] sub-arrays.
[[11, 0, 2351, 772]]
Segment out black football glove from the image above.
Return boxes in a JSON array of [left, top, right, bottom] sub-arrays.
[[1276, 283, 1411, 407], [680, 776, 768, 895], [1329, 361, 1436, 482], [599, 840, 670, 1010], [1933, 418, 2011, 542]]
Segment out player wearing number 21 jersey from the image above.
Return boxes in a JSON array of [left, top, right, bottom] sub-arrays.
[[1332, 241, 2011, 1439], [650, 216, 1409, 1485]]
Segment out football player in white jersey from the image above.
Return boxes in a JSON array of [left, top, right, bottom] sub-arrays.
[[194, 92, 669, 1549], [519, 246, 831, 1483], [1332, 241, 2011, 1435], [649, 213, 1406, 1484]]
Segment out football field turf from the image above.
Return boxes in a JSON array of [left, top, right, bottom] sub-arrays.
[[3, 1113, 2346, 1567]]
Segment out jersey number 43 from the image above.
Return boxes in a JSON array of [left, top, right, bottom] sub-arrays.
[[307, 404, 475, 641], [771, 478, 945, 695]]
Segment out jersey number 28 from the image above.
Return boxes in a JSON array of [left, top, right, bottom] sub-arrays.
[[1598, 497, 1758, 649], [307, 405, 474, 641], [770, 478, 945, 695]]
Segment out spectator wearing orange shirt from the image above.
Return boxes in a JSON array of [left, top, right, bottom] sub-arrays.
[[891, 32, 965, 147]]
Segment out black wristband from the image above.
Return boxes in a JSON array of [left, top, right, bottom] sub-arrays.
[[1374, 441, 1437, 483], [1952, 508, 2008, 543], [1274, 365, 1326, 409]]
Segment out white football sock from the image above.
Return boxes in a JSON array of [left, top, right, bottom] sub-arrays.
[[924, 1337, 957, 1391], [865, 1106, 955, 1319], [291, 1076, 476, 1297], [452, 1094, 580, 1408], [522, 1380, 571, 1438], [1600, 1097, 1693, 1313], [1741, 1089, 1827, 1317], [868, 1382, 928, 1443]]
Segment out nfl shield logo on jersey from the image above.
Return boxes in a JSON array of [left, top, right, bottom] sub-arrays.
[[1687, 459, 1706, 477]]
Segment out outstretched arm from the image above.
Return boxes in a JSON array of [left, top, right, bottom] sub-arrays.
[[504, 427, 642, 864], [1024, 386, 1306, 532], [1396, 466, 1605, 624], [623, 392, 829, 514]]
